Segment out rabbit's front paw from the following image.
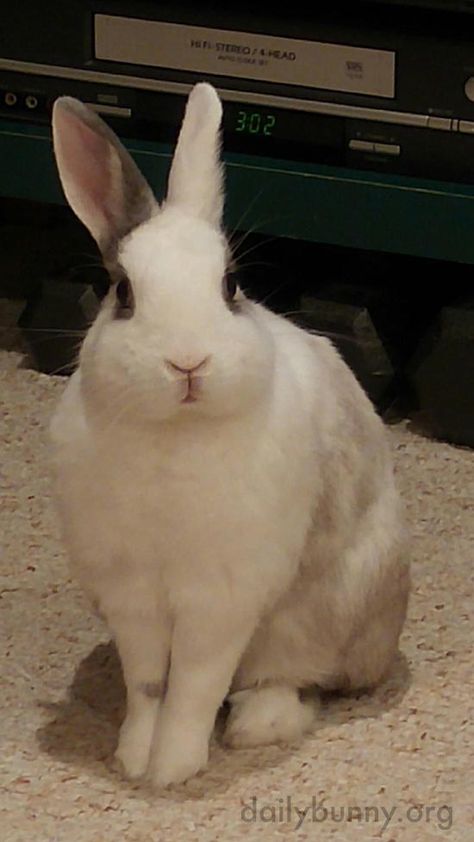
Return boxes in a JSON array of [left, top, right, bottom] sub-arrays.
[[148, 729, 209, 787], [114, 712, 155, 780]]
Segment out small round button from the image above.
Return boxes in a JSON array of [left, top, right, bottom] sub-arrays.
[[464, 77, 474, 101]]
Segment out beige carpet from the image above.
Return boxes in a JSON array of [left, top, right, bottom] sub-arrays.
[[1, 348, 473, 842]]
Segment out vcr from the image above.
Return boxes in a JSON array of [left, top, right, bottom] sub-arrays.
[[2, 0, 474, 184]]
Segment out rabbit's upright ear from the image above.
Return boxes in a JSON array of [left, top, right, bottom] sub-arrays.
[[52, 98, 158, 251], [166, 83, 224, 228]]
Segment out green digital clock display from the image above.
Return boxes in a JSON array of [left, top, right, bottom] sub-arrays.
[[235, 109, 276, 137]]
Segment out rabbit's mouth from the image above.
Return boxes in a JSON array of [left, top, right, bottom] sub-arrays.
[[180, 376, 203, 404]]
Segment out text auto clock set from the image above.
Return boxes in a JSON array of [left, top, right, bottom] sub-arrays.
[[2, 0, 474, 263]]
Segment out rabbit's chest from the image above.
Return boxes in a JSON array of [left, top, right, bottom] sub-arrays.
[[92, 438, 276, 549], [65, 433, 312, 622], [59, 422, 315, 592]]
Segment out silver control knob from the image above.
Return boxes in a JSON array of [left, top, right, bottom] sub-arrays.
[[464, 77, 474, 102]]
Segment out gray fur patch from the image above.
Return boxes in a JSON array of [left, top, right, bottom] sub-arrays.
[[57, 97, 158, 257], [138, 681, 165, 699]]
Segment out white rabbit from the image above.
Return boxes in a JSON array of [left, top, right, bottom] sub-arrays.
[[50, 83, 410, 787]]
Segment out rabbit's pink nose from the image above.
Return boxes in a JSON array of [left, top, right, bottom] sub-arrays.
[[165, 356, 210, 375]]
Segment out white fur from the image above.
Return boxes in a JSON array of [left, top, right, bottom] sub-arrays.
[[166, 83, 224, 226], [50, 84, 410, 788], [225, 686, 318, 748]]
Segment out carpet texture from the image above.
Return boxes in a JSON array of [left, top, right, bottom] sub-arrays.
[[1, 349, 472, 841]]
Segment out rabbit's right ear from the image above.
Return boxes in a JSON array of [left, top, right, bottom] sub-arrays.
[[166, 83, 224, 228], [52, 98, 158, 252]]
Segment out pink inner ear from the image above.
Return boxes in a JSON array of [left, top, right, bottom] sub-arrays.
[[55, 106, 117, 238]]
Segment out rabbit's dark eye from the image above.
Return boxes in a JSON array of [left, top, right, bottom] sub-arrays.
[[222, 272, 238, 306], [115, 277, 134, 318]]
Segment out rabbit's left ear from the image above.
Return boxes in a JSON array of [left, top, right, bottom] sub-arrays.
[[165, 83, 224, 228], [52, 97, 158, 252]]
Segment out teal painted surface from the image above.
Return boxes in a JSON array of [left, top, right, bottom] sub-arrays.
[[2, 118, 474, 263]]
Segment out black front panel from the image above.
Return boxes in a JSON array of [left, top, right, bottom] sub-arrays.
[[2, 1, 474, 183]]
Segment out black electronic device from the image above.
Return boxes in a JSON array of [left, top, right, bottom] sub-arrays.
[[2, 1, 474, 184]]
